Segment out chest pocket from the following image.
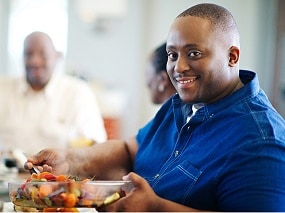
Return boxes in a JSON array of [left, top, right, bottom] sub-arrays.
[[149, 160, 202, 205]]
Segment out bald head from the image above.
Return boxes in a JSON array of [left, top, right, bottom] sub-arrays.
[[177, 3, 240, 47], [23, 31, 58, 91], [24, 31, 56, 52], [166, 3, 243, 104]]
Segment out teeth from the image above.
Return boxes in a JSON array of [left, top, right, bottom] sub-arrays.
[[178, 78, 196, 84]]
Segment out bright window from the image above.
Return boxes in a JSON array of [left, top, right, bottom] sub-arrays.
[[7, 0, 68, 76]]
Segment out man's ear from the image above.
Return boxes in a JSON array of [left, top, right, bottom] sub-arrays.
[[228, 46, 240, 67]]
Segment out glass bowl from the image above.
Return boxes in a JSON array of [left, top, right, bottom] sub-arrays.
[[8, 180, 133, 210]]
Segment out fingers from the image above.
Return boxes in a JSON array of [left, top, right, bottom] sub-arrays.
[[24, 161, 33, 170], [24, 149, 53, 172], [24, 149, 48, 165], [42, 164, 53, 172], [23, 149, 69, 175], [24, 162, 52, 173], [32, 149, 52, 163], [123, 172, 145, 188]]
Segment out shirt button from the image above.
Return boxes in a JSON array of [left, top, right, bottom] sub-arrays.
[[154, 174, 160, 178], [174, 150, 179, 157]]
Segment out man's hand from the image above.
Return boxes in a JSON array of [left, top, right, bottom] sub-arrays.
[[24, 148, 70, 175], [103, 172, 162, 212]]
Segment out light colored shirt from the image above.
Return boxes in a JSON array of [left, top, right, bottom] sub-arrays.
[[0, 74, 107, 155]]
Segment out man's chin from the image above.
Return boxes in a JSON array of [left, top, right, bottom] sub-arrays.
[[28, 79, 48, 90]]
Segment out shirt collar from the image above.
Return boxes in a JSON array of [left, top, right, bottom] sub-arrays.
[[173, 70, 258, 120], [18, 74, 59, 99], [205, 70, 258, 116], [43, 74, 59, 98]]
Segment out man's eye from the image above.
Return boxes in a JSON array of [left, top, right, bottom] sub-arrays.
[[24, 52, 33, 59], [168, 52, 177, 60], [189, 51, 202, 58]]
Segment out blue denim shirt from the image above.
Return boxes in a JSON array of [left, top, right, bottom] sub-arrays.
[[135, 70, 285, 211]]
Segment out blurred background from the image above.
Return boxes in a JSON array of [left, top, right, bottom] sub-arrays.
[[0, 0, 284, 139]]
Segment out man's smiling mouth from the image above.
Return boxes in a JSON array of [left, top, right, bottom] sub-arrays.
[[176, 77, 198, 84]]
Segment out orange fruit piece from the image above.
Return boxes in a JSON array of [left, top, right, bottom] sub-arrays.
[[65, 193, 78, 208], [31, 173, 39, 180], [39, 184, 53, 198], [37, 172, 52, 180], [56, 175, 68, 182]]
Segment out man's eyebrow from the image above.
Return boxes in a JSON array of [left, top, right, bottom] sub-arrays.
[[166, 43, 199, 50]]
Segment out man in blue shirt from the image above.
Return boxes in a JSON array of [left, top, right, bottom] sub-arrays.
[[25, 3, 285, 211]]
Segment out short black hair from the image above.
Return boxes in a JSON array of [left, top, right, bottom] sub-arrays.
[[152, 42, 167, 74], [177, 3, 239, 37]]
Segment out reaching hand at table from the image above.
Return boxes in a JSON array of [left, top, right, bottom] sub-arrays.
[[24, 148, 69, 175], [24, 140, 133, 180]]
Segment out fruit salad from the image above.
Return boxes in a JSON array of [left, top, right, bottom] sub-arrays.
[[9, 172, 131, 211]]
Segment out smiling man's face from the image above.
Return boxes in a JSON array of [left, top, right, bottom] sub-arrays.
[[166, 16, 239, 104], [24, 32, 58, 91]]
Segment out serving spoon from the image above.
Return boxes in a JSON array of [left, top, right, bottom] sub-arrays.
[[29, 165, 40, 174]]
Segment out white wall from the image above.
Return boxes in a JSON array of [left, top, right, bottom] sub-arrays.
[[0, 1, 9, 74]]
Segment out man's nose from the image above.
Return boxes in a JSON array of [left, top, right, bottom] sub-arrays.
[[174, 56, 190, 73], [26, 54, 42, 66]]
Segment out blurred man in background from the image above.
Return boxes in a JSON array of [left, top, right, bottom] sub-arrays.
[[0, 31, 107, 156]]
